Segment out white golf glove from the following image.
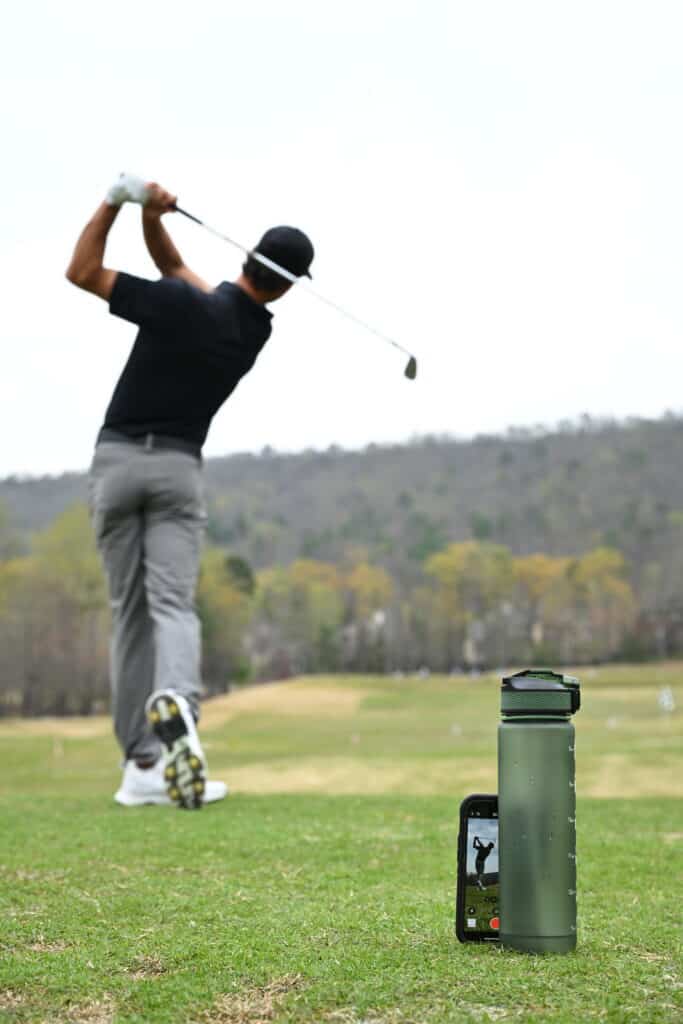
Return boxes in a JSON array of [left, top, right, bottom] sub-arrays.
[[106, 172, 150, 207]]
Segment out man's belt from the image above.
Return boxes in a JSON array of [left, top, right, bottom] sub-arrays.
[[97, 428, 202, 460]]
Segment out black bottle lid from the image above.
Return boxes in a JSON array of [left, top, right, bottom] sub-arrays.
[[501, 669, 581, 717]]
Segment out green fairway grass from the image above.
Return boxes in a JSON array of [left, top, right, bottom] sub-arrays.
[[1, 665, 682, 1023], [462, 880, 500, 935]]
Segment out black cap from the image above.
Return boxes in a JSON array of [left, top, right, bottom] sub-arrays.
[[253, 226, 314, 279]]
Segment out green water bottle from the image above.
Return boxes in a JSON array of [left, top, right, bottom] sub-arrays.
[[498, 669, 581, 954]]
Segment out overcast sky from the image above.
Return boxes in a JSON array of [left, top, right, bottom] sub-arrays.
[[2, 0, 682, 476]]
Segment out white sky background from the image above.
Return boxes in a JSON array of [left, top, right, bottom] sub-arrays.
[[2, 0, 682, 477]]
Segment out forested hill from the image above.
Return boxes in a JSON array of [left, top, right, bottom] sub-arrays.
[[2, 414, 683, 581]]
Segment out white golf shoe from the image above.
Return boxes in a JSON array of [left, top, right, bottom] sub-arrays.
[[114, 757, 227, 807], [115, 759, 172, 806], [145, 690, 226, 810]]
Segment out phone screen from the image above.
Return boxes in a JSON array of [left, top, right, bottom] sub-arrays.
[[463, 805, 500, 936]]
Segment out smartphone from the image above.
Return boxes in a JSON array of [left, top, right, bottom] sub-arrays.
[[455, 793, 500, 943]]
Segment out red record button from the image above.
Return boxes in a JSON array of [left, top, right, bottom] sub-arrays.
[[490, 917, 500, 930]]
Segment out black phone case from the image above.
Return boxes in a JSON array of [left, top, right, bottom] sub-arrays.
[[455, 793, 499, 943]]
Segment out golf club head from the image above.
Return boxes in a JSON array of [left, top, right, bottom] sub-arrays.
[[405, 356, 418, 380]]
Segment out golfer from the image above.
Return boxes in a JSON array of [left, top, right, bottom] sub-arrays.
[[66, 174, 314, 809], [473, 836, 495, 889]]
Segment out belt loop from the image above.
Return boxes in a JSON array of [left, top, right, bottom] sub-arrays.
[[145, 433, 153, 453]]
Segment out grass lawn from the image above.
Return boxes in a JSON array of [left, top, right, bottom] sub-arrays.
[[0, 664, 681, 1023]]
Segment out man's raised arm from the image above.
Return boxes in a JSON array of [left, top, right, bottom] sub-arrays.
[[143, 184, 212, 293], [65, 202, 119, 300], [65, 174, 151, 299]]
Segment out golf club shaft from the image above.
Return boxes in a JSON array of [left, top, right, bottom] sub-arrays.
[[173, 204, 415, 363]]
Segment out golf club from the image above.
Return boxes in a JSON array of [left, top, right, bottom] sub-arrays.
[[173, 204, 418, 381]]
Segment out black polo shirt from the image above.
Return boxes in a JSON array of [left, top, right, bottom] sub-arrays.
[[103, 273, 273, 448]]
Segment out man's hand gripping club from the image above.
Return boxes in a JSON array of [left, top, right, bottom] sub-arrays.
[[104, 172, 154, 208], [66, 174, 209, 300]]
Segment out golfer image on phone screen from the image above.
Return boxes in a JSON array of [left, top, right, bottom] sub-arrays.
[[473, 836, 495, 889], [66, 173, 314, 809]]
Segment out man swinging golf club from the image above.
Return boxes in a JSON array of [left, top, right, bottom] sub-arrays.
[[473, 835, 495, 889], [66, 173, 314, 809]]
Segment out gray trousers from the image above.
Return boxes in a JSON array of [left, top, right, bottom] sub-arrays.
[[88, 442, 207, 761]]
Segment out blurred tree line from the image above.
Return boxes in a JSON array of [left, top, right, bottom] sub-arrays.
[[7, 416, 683, 573], [4, 414, 683, 713], [0, 494, 677, 716]]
